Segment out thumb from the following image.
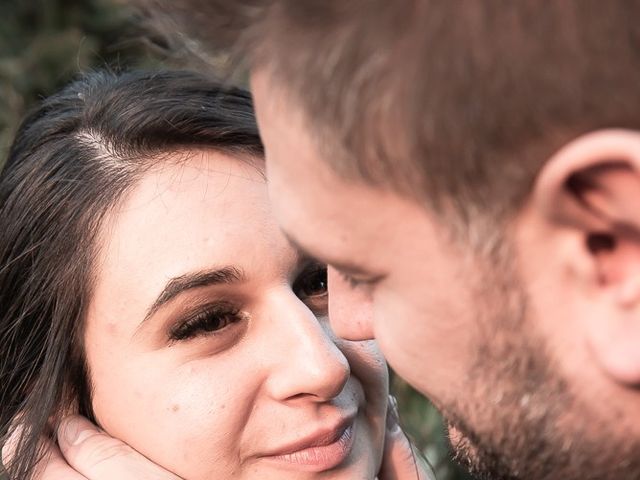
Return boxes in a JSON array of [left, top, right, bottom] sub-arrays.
[[57, 415, 182, 480], [2, 421, 87, 480], [377, 397, 435, 480]]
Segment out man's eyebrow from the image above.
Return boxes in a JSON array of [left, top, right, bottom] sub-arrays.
[[281, 229, 306, 253], [280, 230, 368, 274], [142, 266, 246, 323], [281, 230, 328, 266]]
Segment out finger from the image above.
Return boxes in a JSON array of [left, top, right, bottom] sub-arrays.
[[378, 397, 435, 480], [57, 415, 181, 480], [1, 425, 87, 480], [35, 440, 89, 480]]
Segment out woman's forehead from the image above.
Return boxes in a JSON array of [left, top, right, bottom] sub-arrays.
[[87, 151, 294, 325]]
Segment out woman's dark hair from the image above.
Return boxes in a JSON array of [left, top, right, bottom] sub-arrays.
[[0, 69, 263, 480]]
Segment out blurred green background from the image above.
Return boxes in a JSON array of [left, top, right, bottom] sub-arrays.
[[0, 1, 471, 478]]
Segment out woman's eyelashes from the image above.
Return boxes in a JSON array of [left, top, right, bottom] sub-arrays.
[[169, 302, 245, 342], [167, 265, 328, 343], [293, 264, 328, 313]]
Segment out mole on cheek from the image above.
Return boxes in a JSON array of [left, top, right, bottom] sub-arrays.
[[171, 404, 180, 413]]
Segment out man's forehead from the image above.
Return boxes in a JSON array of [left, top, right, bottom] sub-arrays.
[[251, 67, 398, 262], [250, 69, 298, 129], [252, 72, 341, 198]]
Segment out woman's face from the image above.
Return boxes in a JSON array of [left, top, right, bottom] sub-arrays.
[[84, 150, 388, 480]]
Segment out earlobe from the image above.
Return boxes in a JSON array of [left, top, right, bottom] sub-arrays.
[[531, 129, 640, 386], [592, 306, 640, 386]]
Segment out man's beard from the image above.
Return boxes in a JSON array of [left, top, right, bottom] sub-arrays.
[[440, 246, 640, 480]]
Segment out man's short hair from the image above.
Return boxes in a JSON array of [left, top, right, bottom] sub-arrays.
[[151, 0, 640, 229]]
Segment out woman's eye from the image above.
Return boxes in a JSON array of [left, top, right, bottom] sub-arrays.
[[294, 265, 329, 315], [294, 266, 328, 298], [169, 304, 243, 342]]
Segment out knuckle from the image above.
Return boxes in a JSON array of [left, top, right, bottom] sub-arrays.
[[68, 433, 134, 471]]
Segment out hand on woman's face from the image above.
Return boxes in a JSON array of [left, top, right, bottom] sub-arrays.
[[84, 151, 389, 480]]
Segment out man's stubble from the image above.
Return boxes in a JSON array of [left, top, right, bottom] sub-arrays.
[[439, 239, 640, 480]]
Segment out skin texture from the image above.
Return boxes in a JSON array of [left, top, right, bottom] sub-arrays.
[[83, 150, 388, 480], [251, 69, 640, 479], [1, 404, 434, 480], [12, 54, 640, 480]]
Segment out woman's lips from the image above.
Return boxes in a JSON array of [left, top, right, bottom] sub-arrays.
[[260, 419, 356, 472]]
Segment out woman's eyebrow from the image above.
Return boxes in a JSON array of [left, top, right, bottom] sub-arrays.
[[142, 266, 246, 323]]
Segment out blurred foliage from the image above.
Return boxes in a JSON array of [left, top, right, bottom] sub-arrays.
[[392, 373, 473, 480], [0, 0, 165, 162], [0, 1, 469, 479]]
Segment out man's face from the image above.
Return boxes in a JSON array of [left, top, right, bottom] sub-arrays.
[[251, 68, 507, 417], [251, 70, 640, 479], [251, 77, 478, 403]]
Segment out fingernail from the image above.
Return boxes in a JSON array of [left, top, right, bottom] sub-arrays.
[[61, 417, 94, 446]]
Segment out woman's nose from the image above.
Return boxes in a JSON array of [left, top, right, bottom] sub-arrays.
[[264, 295, 351, 402]]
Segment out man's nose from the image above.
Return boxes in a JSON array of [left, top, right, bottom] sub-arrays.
[[263, 294, 351, 402], [327, 266, 376, 341]]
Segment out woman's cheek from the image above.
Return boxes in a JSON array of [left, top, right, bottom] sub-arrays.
[[90, 355, 250, 480]]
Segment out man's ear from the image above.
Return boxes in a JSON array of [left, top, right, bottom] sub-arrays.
[[531, 129, 640, 386]]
